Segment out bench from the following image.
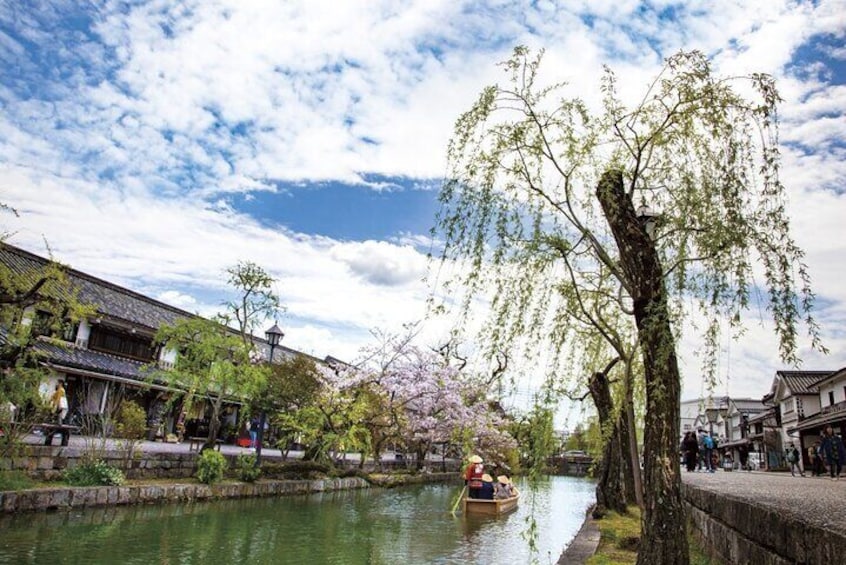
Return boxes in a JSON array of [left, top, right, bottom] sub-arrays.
[[40, 423, 81, 446], [187, 436, 223, 452]]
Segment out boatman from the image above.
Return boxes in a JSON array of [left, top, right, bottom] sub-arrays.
[[464, 454, 484, 499]]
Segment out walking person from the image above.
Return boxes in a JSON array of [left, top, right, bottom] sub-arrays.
[[785, 443, 804, 477], [738, 443, 750, 472], [701, 431, 715, 473], [682, 432, 699, 472], [50, 381, 68, 425], [249, 416, 260, 450], [809, 441, 824, 476], [820, 425, 845, 481]]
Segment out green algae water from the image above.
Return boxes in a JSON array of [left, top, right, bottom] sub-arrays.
[[0, 476, 594, 565]]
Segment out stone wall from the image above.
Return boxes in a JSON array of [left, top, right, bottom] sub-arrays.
[[2, 444, 460, 481], [683, 483, 846, 564], [1, 445, 197, 480], [0, 476, 369, 514]]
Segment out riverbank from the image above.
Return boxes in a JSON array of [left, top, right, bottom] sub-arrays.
[[0, 471, 456, 514]]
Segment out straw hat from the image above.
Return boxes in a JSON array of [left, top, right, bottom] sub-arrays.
[[497, 475, 510, 484], [468, 454, 483, 463], [481, 473, 493, 482]]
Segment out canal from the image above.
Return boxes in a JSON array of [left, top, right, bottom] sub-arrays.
[[0, 476, 594, 564]]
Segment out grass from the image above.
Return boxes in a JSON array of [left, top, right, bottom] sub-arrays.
[[0, 470, 36, 491], [586, 506, 717, 565]]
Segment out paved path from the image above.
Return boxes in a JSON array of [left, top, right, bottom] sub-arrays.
[[682, 468, 846, 536], [23, 432, 452, 466]]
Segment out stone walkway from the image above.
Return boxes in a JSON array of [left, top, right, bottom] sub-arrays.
[[556, 469, 846, 564], [682, 468, 846, 536]]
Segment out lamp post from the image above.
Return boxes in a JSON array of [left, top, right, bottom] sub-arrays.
[[255, 323, 284, 465], [636, 204, 659, 240], [265, 323, 285, 363]]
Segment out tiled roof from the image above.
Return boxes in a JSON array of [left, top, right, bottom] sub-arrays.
[[2, 243, 341, 377], [1, 243, 193, 330], [35, 339, 155, 382], [731, 399, 766, 412], [776, 370, 834, 395]]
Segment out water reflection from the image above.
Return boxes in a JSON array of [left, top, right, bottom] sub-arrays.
[[0, 476, 594, 565]]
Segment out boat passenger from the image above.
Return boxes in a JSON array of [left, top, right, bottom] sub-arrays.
[[495, 475, 513, 499], [479, 473, 495, 500], [464, 455, 485, 498]]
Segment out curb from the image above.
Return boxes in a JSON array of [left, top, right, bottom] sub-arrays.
[[557, 506, 601, 564]]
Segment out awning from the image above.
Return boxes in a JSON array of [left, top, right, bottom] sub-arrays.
[[719, 438, 751, 449], [787, 411, 846, 434]]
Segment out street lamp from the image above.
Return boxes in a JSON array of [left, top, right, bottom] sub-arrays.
[[705, 405, 719, 438], [636, 204, 659, 240], [265, 323, 285, 363], [255, 323, 284, 465]]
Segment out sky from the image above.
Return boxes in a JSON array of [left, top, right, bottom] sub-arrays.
[[1, 0, 845, 425]]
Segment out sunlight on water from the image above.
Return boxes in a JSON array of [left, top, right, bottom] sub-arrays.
[[0, 476, 594, 565]]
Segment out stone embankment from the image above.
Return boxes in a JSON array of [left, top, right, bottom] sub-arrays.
[[683, 470, 846, 564], [1, 476, 369, 513]]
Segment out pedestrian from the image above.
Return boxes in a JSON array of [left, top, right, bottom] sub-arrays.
[[784, 443, 804, 477], [682, 432, 699, 472], [249, 416, 260, 450], [701, 431, 715, 473], [812, 441, 825, 476], [50, 381, 68, 425], [738, 443, 750, 472], [464, 454, 485, 499], [820, 425, 845, 481]]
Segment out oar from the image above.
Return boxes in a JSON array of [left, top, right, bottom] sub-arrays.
[[450, 485, 467, 515]]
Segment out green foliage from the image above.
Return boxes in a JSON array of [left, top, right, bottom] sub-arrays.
[[0, 241, 95, 457], [195, 449, 228, 484], [259, 355, 322, 416], [113, 401, 147, 440], [0, 470, 35, 491], [63, 460, 125, 486], [235, 453, 261, 482], [436, 46, 825, 389], [224, 260, 283, 342], [154, 316, 269, 444]]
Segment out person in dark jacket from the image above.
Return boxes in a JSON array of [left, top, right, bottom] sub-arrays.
[[478, 473, 495, 500], [682, 432, 699, 472], [821, 425, 846, 481]]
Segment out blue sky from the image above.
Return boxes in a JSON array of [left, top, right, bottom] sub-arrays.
[[1, 0, 845, 423]]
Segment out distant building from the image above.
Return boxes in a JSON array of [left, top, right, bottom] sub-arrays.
[[786, 367, 846, 465], [0, 243, 333, 440]]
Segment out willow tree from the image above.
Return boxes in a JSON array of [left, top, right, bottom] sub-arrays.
[[434, 48, 825, 564]]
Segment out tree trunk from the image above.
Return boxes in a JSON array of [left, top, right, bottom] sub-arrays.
[[597, 170, 688, 565], [588, 371, 630, 514], [623, 369, 644, 508]]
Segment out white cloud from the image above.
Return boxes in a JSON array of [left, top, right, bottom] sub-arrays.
[[1, 0, 845, 409]]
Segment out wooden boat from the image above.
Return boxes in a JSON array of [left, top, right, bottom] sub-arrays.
[[462, 490, 520, 516]]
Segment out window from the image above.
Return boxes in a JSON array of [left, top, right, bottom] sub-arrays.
[[88, 326, 155, 362], [28, 309, 78, 343], [829, 391, 836, 407]]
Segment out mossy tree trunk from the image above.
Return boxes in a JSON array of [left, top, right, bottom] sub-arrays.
[[596, 169, 688, 565], [589, 370, 631, 514]]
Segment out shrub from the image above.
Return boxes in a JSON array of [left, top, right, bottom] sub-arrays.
[[113, 401, 147, 439], [196, 449, 228, 484], [63, 460, 125, 486], [235, 453, 261, 482], [262, 460, 330, 480]]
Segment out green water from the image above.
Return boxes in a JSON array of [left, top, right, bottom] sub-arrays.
[[0, 476, 594, 564]]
